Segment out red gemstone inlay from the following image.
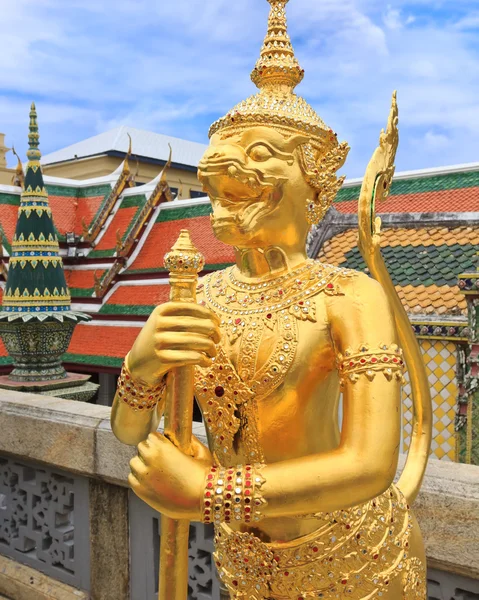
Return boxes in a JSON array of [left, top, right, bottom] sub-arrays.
[[327, 283, 334, 289], [235, 318, 241, 325], [267, 313, 272, 319], [215, 386, 225, 397]]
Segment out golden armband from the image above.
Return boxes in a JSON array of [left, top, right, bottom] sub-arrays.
[[337, 344, 406, 387], [116, 361, 166, 411], [202, 465, 267, 525]]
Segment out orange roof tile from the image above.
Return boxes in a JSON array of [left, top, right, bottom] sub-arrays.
[[319, 227, 479, 261], [48, 196, 77, 234], [335, 187, 479, 214], [0, 205, 21, 245], [68, 324, 141, 359], [75, 196, 109, 236], [129, 216, 235, 271], [107, 284, 169, 306], [94, 207, 138, 251], [396, 284, 467, 316], [65, 269, 107, 290]]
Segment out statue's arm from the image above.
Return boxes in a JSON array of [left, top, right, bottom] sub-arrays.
[[261, 273, 401, 517], [111, 298, 220, 447], [110, 352, 165, 446]]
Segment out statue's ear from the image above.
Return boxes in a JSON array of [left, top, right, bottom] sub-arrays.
[[283, 134, 310, 153]]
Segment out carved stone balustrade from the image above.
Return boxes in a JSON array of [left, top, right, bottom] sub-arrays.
[[0, 390, 477, 599]]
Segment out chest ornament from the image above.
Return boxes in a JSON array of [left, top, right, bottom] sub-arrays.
[[195, 261, 357, 466]]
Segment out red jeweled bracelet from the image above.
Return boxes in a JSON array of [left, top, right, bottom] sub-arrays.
[[202, 464, 266, 525], [117, 361, 166, 411]]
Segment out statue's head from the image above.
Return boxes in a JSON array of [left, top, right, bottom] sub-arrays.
[[198, 0, 349, 250]]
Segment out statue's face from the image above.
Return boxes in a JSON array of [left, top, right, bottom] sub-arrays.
[[198, 126, 312, 248]]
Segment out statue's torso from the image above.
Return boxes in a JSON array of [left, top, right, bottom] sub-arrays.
[[195, 260, 353, 541], [194, 265, 425, 598]]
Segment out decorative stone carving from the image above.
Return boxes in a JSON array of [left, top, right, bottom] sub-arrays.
[[0, 456, 90, 590]]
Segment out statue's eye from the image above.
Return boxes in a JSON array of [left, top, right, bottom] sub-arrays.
[[248, 144, 273, 162]]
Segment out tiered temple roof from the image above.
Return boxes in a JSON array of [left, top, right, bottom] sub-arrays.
[[0, 156, 477, 371]]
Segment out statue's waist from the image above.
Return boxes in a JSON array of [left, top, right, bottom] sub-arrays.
[[214, 484, 414, 599]]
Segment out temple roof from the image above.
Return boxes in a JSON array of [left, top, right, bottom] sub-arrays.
[[335, 163, 479, 214], [0, 159, 477, 369], [41, 125, 208, 171], [317, 227, 477, 317]]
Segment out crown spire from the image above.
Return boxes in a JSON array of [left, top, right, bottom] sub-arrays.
[[27, 102, 41, 161], [251, 0, 304, 90]]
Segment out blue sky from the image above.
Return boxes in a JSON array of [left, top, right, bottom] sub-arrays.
[[1, 0, 479, 179]]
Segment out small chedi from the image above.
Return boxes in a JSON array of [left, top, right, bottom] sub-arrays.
[[0, 104, 96, 401], [112, 1, 432, 598]]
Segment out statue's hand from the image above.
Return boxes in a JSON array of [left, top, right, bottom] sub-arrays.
[[126, 302, 221, 387], [129, 432, 207, 520]]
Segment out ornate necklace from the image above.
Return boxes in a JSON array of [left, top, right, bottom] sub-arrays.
[[196, 260, 353, 466]]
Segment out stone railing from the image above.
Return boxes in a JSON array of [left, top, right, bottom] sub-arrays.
[[0, 390, 477, 599]]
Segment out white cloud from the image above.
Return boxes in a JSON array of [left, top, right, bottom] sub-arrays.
[[0, 0, 478, 179], [423, 131, 450, 150], [383, 6, 415, 29]]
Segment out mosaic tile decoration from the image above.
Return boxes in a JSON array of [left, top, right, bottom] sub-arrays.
[[402, 340, 458, 461]]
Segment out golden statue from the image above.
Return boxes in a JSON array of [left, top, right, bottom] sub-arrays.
[[111, 1, 432, 597]]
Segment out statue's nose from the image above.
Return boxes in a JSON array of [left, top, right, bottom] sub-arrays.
[[205, 148, 225, 160]]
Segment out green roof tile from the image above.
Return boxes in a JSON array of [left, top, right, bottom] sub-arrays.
[[340, 243, 477, 287], [157, 203, 212, 224], [335, 169, 479, 203]]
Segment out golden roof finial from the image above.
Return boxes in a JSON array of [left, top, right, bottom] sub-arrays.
[[160, 143, 173, 184], [251, 0, 304, 91], [11, 146, 24, 188], [124, 132, 133, 174]]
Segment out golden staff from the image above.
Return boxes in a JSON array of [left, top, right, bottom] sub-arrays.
[[161, 229, 205, 600]]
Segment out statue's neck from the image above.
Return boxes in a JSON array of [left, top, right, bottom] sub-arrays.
[[233, 245, 308, 280]]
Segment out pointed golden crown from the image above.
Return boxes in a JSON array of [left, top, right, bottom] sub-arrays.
[[209, 0, 335, 150]]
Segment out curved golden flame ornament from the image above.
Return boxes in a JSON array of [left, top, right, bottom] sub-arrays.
[[112, 1, 432, 598]]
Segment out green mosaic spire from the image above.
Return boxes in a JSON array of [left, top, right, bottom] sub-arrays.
[[2, 103, 71, 314]]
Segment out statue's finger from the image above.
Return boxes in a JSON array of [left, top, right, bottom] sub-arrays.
[[129, 456, 146, 479]]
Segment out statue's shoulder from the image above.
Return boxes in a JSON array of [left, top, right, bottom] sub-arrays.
[[313, 260, 385, 301]]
